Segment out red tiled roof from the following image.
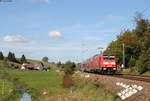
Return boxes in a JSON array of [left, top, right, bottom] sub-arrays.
[[23, 63, 42, 68]]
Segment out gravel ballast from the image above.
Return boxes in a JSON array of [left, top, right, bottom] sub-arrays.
[[76, 71, 150, 101]]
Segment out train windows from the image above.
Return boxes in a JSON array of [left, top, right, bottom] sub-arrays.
[[104, 56, 109, 60], [103, 56, 115, 60], [109, 56, 115, 60]]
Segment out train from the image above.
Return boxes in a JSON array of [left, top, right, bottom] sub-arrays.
[[80, 53, 117, 74]]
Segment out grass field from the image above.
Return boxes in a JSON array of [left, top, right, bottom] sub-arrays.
[[0, 72, 22, 101], [5, 69, 69, 100], [0, 79, 13, 100], [0, 60, 120, 101], [143, 72, 150, 76]]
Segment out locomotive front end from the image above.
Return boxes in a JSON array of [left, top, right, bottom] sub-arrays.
[[101, 55, 117, 73]]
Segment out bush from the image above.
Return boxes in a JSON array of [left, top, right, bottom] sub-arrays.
[[136, 50, 150, 74], [64, 61, 76, 75], [57, 62, 63, 69], [128, 57, 136, 67]]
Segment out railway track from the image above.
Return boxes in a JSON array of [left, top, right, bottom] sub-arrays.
[[81, 71, 150, 83], [111, 74, 150, 83]]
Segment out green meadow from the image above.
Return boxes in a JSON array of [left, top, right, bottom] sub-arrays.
[[0, 60, 120, 101]]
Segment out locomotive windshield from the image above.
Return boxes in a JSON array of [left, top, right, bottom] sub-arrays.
[[103, 56, 115, 60]]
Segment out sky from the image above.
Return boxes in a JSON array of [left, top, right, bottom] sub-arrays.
[[0, 0, 150, 63]]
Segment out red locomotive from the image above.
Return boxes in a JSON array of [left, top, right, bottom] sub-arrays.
[[80, 53, 117, 74]]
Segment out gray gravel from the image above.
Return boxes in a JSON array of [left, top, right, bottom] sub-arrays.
[[76, 71, 150, 101]]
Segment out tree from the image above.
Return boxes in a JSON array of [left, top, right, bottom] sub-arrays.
[[42, 56, 49, 62], [134, 19, 149, 37], [128, 57, 136, 67], [12, 53, 17, 62], [105, 30, 140, 66], [7, 52, 13, 61], [57, 61, 62, 68], [143, 24, 150, 51], [105, 14, 150, 73], [7, 52, 18, 63], [0, 51, 4, 60], [64, 61, 76, 75], [20, 54, 27, 63], [136, 50, 150, 74]]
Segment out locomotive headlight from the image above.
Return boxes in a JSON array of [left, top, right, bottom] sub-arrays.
[[103, 62, 109, 64], [113, 68, 116, 70], [103, 68, 107, 70], [110, 62, 115, 64]]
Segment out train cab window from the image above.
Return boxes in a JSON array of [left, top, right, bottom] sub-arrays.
[[109, 56, 115, 60], [104, 56, 109, 60], [103, 56, 115, 60]]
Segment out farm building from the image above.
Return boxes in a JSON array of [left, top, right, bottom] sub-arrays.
[[21, 62, 44, 70]]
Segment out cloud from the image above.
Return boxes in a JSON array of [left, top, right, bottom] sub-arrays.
[[48, 31, 63, 38], [83, 36, 101, 41], [107, 15, 114, 20], [3, 35, 26, 43], [44, 0, 49, 3], [106, 15, 123, 20]]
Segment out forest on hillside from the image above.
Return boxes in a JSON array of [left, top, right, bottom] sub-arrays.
[[105, 13, 150, 74]]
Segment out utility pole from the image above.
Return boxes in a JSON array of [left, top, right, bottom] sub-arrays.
[[97, 47, 103, 54], [122, 43, 125, 68]]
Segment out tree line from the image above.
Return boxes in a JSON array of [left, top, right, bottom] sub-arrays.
[[105, 13, 150, 74], [0, 51, 27, 64]]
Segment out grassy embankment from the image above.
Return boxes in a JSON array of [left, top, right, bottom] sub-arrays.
[[0, 60, 22, 101], [0, 79, 14, 100], [0, 60, 120, 101], [118, 67, 150, 76]]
